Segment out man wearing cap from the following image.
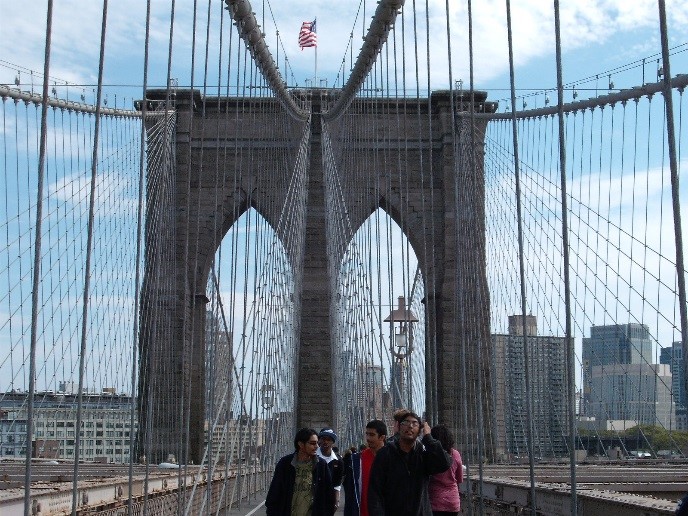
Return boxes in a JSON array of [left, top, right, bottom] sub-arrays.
[[317, 428, 344, 511], [266, 427, 337, 515], [368, 411, 450, 515]]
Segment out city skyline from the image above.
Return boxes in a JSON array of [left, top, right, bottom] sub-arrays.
[[1, 2, 687, 513]]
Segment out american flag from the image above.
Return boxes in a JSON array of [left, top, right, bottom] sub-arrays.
[[298, 19, 317, 49]]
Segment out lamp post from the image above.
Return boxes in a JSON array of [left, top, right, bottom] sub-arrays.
[[384, 296, 418, 410], [261, 383, 275, 411], [260, 384, 275, 466]]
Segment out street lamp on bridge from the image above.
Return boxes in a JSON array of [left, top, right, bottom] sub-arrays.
[[384, 296, 418, 410], [260, 383, 277, 467], [261, 383, 275, 411]]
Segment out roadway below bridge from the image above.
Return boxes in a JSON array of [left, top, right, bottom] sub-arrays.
[[1, 460, 686, 515], [0, 461, 268, 515], [463, 461, 688, 515]]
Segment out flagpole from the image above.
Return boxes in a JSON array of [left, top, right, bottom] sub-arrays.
[[314, 18, 318, 86]]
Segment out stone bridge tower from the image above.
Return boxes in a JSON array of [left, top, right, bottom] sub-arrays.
[[137, 88, 496, 464]]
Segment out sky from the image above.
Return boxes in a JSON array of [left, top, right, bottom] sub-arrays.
[[1, 0, 687, 399], [2, 1, 688, 105]]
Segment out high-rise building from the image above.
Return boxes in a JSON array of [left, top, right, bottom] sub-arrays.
[[390, 359, 409, 411], [356, 363, 384, 417], [660, 342, 686, 430], [582, 323, 652, 414], [208, 417, 266, 464], [0, 390, 136, 463], [587, 363, 675, 427], [582, 323, 674, 428], [491, 315, 570, 460], [337, 360, 390, 444], [205, 310, 233, 425]]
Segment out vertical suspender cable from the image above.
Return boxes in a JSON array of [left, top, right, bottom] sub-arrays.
[[128, 0, 152, 510], [220, 24, 235, 507], [143, 2, 177, 508], [657, 0, 688, 415], [467, 0, 487, 503], [410, 0, 433, 426], [24, 1, 54, 513], [552, 2, 577, 513], [441, 0, 459, 441], [182, 5, 215, 510], [504, 0, 537, 513], [424, 0, 439, 424], [410, 0, 433, 425], [195, 7, 216, 511], [178, 3, 199, 508], [459, 2, 478, 510], [72, 2, 109, 514], [207, 1, 228, 507]]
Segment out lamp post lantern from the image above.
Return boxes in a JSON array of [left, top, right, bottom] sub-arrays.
[[260, 383, 276, 466], [384, 296, 418, 410], [261, 383, 275, 411]]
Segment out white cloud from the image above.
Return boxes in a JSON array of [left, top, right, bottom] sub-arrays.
[[2, 0, 687, 402], [3, 0, 687, 94]]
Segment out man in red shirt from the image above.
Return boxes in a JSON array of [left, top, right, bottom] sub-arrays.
[[342, 419, 387, 516]]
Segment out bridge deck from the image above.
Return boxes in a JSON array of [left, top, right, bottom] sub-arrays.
[[464, 463, 688, 515], [0, 462, 264, 515], [2, 461, 687, 515]]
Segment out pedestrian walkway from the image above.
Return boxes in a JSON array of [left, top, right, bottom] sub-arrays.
[[225, 490, 346, 515]]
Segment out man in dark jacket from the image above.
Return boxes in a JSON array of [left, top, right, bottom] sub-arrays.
[[266, 427, 336, 516], [368, 412, 450, 515]]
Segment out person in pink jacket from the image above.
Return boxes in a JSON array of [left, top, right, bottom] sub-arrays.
[[428, 425, 463, 516]]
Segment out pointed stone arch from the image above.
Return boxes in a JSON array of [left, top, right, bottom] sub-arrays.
[[138, 90, 308, 464], [334, 206, 426, 430], [139, 88, 497, 463]]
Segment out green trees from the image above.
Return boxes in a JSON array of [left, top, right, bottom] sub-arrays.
[[577, 424, 688, 455]]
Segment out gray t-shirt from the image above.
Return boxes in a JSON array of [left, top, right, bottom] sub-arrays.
[[291, 460, 313, 516]]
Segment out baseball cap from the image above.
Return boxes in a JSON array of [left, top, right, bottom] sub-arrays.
[[318, 428, 338, 442]]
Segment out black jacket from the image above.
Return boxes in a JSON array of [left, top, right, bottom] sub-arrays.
[[318, 450, 344, 487], [266, 452, 335, 516], [325, 451, 344, 488], [367, 435, 451, 516], [341, 451, 362, 516]]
